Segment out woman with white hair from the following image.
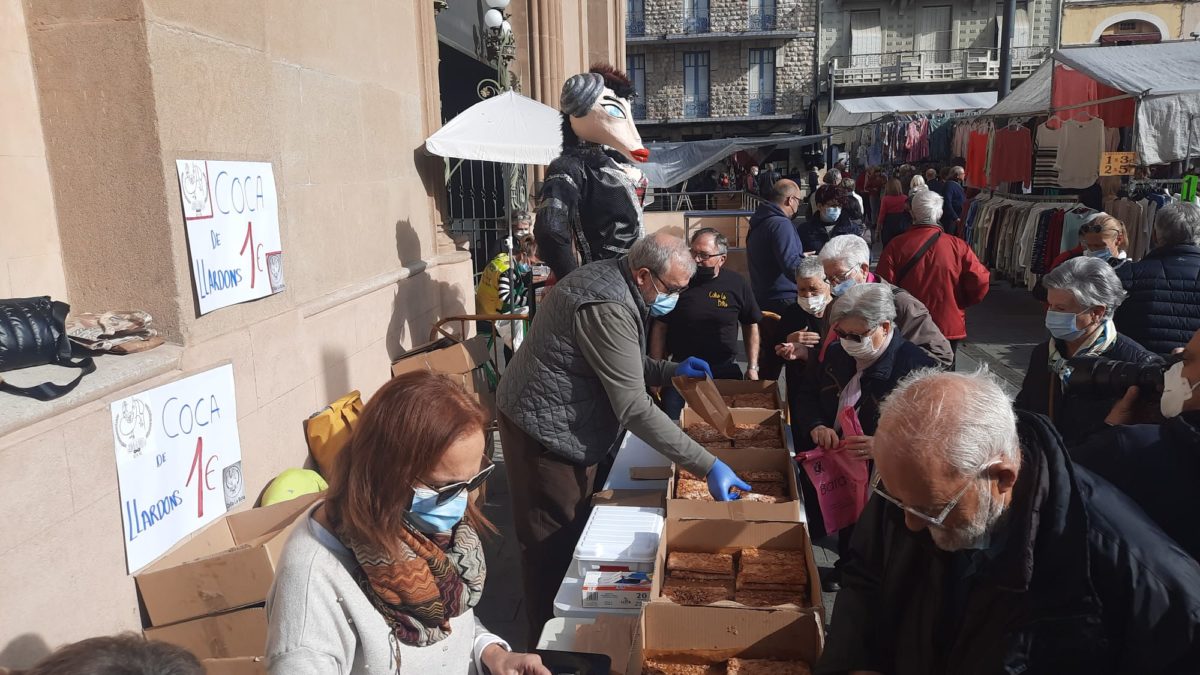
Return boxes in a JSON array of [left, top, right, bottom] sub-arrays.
[[908, 174, 927, 194], [1016, 256, 1162, 444], [793, 282, 938, 591]]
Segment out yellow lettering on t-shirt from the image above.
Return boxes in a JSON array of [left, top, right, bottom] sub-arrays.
[[708, 291, 728, 308]]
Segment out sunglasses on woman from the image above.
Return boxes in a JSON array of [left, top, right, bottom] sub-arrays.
[[419, 457, 496, 505], [833, 326, 877, 343]]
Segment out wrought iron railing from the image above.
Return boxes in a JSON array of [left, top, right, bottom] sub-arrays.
[[747, 12, 776, 31], [830, 46, 1051, 87], [683, 12, 710, 33], [627, 16, 645, 36], [748, 96, 776, 115], [683, 96, 711, 118]]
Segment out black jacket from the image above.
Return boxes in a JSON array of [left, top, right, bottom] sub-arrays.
[[818, 411, 1200, 675], [1071, 411, 1200, 560], [797, 211, 865, 254], [793, 333, 938, 451], [535, 145, 645, 280], [1115, 244, 1200, 354], [1015, 334, 1161, 446]]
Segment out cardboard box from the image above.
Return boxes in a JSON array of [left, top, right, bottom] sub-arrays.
[[713, 379, 783, 410], [135, 493, 321, 627], [390, 336, 494, 412], [680, 407, 792, 452], [630, 601, 824, 672], [651, 519, 822, 615], [591, 489, 666, 510], [202, 657, 267, 675], [582, 570, 653, 609], [144, 606, 266, 660], [669, 435, 801, 523]]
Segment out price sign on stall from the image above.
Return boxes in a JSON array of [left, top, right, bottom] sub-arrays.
[[1100, 152, 1138, 176]]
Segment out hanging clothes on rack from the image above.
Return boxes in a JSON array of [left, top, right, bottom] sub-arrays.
[[965, 121, 992, 188], [1033, 120, 1062, 188], [990, 123, 1033, 187], [1055, 116, 1105, 189], [963, 191, 1085, 289]]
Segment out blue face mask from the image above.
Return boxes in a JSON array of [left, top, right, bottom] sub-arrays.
[[406, 487, 469, 534], [649, 292, 679, 317], [1086, 248, 1113, 262], [821, 207, 842, 223], [516, 262, 532, 274], [1045, 310, 1085, 341], [831, 277, 858, 296]]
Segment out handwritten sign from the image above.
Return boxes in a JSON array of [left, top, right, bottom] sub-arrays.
[[111, 364, 245, 572], [1100, 152, 1137, 176], [176, 160, 284, 315]]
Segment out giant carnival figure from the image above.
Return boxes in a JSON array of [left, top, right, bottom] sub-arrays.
[[535, 64, 651, 280]]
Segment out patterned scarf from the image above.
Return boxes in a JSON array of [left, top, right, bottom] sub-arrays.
[[334, 516, 486, 648], [1048, 318, 1117, 386]]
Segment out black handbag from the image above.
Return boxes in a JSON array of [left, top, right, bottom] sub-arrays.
[[0, 296, 96, 401]]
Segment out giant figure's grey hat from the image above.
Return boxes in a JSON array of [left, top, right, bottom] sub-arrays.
[[560, 72, 605, 117]]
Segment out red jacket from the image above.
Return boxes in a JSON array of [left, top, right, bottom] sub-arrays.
[[876, 225, 991, 340]]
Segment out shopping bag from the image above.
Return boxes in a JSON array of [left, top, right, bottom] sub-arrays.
[[797, 409, 871, 533]]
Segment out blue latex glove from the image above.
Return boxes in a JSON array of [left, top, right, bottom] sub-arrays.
[[706, 459, 752, 502], [675, 356, 713, 379]]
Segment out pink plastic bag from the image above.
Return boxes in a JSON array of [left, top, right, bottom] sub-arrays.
[[796, 407, 871, 533]]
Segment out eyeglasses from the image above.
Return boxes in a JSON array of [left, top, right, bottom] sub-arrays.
[[651, 273, 686, 296], [828, 268, 856, 285], [691, 250, 726, 262], [833, 326, 877, 343], [418, 457, 496, 505], [870, 460, 1001, 527]]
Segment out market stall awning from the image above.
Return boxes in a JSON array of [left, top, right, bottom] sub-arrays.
[[983, 61, 1052, 117], [425, 90, 563, 165], [824, 92, 999, 129], [641, 133, 828, 188]]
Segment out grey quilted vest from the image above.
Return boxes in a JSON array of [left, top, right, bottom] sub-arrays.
[[497, 258, 646, 465]]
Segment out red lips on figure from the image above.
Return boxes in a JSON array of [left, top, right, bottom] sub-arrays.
[[631, 148, 650, 163]]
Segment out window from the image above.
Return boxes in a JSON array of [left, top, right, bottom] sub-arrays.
[[1118, 21, 1138, 31], [627, 0, 644, 36], [748, 0, 776, 31], [628, 54, 647, 119], [996, 2, 1032, 58], [683, 0, 710, 34], [916, 5, 953, 64], [748, 48, 775, 115], [849, 10, 881, 67], [683, 51, 710, 118]]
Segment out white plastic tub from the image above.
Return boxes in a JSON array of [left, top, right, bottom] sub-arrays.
[[573, 505, 665, 577]]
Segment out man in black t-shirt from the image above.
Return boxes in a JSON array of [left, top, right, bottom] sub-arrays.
[[650, 228, 763, 419]]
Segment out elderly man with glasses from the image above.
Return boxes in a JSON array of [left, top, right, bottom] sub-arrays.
[[650, 228, 763, 419], [817, 369, 1200, 675]]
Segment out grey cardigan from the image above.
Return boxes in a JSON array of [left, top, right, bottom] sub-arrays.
[[265, 504, 507, 674]]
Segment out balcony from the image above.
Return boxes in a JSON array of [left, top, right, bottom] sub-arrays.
[[683, 12, 710, 34], [632, 100, 648, 120], [683, 96, 711, 118], [748, 96, 776, 115], [627, 16, 645, 37], [830, 46, 1050, 88], [747, 12, 776, 31]]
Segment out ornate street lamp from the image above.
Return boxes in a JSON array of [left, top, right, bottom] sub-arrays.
[[479, 0, 517, 98]]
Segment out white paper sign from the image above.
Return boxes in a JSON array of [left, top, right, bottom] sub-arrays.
[[111, 364, 245, 573], [176, 160, 285, 315]]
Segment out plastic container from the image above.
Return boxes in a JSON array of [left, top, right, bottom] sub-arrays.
[[573, 505, 664, 577]]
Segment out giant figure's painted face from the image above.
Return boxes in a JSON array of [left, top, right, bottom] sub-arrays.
[[569, 86, 649, 164]]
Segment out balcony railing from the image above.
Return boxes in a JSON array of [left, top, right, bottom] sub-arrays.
[[683, 12, 710, 34], [747, 12, 776, 31], [627, 16, 645, 36], [830, 46, 1051, 87], [683, 96, 711, 118], [632, 100, 648, 120], [748, 96, 776, 115]]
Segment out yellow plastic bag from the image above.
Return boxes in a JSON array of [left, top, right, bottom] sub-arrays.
[[304, 390, 362, 478]]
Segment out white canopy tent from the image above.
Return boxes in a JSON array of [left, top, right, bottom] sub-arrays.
[[425, 90, 563, 165], [642, 133, 828, 188], [981, 42, 1200, 165], [824, 92, 999, 129]]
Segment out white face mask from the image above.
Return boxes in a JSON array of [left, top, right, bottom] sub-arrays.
[[1160, 361, 1200, 418], [840, 327, 884, 360], [799, 294, 829, 316]]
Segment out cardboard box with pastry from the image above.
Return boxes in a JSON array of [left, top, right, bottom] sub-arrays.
[[667, 445, 801, 522]]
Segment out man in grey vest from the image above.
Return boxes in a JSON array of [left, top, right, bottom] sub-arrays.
[[497, 232, 750, 639]]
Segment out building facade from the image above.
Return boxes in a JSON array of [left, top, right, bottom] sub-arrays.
[[627, 0, 819, 142], [0, 0, 617, 667], [818, 0, 1061, 123], [1061, 0, 1200, 45]]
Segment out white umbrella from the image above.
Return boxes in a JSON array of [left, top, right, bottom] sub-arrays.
[[425, 90, 563, 165]]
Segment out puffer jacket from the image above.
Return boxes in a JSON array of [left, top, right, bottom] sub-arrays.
[[817, 411, 1200, 675], [877, 224, 991, 340], [797, 211, 864, 254], [1115, 243, 1200, 354], [1015, 334, 1162, 446]]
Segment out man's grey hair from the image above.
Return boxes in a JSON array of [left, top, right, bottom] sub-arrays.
[[1043, 256, 1126, 317], [691, 227, 728, 255], [1153, 202, 1200, 247], [829, 282, 896, 328], [877, 368, 1021, 473], [628, 233, 696, 277], [951, 166, 965, 179], [910, 188, 944, 225], [794, 256, 825, 281], [824, 168, 842, 185], [819, 234, 871, 270]]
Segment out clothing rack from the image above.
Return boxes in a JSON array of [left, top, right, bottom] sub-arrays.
[[986, 191, 1079, 203]]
